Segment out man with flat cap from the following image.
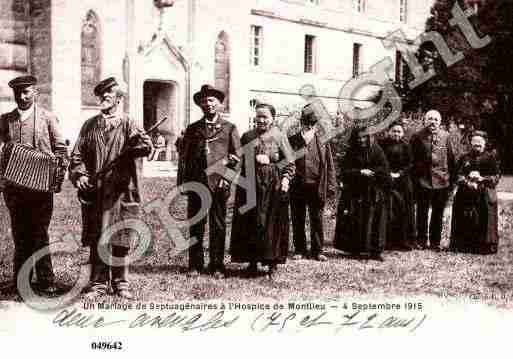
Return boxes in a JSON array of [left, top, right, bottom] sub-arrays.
[[288, 103, 336, 261], [178, 84, 241, 278], [69, 77, 152, 299], [0, 75, 67, 295]]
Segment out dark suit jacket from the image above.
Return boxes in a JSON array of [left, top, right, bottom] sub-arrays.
[[288, 131, 336, 203], [0, 105, 66, 155], [178, 116, 241, 191], [410, 127, 456, 190]]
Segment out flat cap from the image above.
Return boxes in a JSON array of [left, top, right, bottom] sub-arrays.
[[8, 75, 37, 89], [94, 77, 119, 97]]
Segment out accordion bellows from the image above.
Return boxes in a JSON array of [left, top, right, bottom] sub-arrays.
[[0, 142, 62, 192]]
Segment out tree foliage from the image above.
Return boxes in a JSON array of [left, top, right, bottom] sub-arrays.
[[406, 0, 513, 129]]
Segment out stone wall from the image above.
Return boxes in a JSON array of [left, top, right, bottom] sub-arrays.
[[0, 0, 28, 111]]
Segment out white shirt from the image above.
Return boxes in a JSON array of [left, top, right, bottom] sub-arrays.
[[301, 128, 315, 145], [204, 113, 220, 125], [17, 104, 35, 122]]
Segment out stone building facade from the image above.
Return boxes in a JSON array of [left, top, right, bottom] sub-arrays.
[[0, 0, 433, 153]]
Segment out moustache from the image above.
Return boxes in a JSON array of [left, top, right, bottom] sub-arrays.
[[100, 97, 116, 107]]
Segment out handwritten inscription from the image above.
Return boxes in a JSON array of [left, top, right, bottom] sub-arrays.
[[52, 308, 427, 333]]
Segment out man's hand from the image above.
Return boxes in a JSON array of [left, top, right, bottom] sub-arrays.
[[468, 182, 479, 190], [468, 170, 481, 179], [129, 130, 152, 148], [281, 177, 290, 193], [256, 154, 270, 165], [218, 178, 231, 191], [76, 175, 92, 191], [361, 169, 374, 177], [139, 132, 152, 148]]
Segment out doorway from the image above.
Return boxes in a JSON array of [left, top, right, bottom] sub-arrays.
[[143, 80, 178, 161]]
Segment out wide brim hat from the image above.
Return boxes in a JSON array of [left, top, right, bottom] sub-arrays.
[[193, 84, 225, 106], [8, 75, 37, 89], [94, 77, 119, 97]]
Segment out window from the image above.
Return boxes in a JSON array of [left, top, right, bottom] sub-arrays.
[[304, 35, 317, 73], [354, 0, 366, 13], [250, 25, 263, 67], [352, 43, 361, 78], [81, 10, 101, 106], [400, 0, 407, 23], [215, 31, 230, 112]]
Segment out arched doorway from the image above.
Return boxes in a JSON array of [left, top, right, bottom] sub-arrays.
[[143, 80, 179, 161]]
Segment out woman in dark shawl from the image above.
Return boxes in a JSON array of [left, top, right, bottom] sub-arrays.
[[450, 131, 500, 254], [334, 127, 390, 261], [230, 103, 295, 276], [379, 121, 415, 251]]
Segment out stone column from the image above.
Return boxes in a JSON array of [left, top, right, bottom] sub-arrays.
[[29, 0, 53, 109]]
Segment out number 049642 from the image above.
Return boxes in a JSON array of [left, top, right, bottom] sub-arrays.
[[90, 341, 123, 350]]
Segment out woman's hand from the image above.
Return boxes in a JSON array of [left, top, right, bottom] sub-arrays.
[[281, 177, 290, 192], [361, 169, 374, 177], [256, 154, 270, 165], [76, 175, 92, 191]]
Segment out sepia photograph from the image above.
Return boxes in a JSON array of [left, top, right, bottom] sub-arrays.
[[0, 0, 512, 356]]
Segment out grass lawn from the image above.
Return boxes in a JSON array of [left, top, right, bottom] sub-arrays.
[[1, 177, 513, 308]]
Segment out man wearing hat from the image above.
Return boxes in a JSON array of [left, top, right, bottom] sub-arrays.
[[0, 75, 67, 294], [288, 103, 336, 261], [178, 84, 240, 278], [69, 77, 152, 299]]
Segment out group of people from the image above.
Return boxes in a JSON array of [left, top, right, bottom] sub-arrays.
[[179, 85, 501, 280], [0, 77, 501, 300], [336, 111, 500, 259], [0, 75, 152, 299]]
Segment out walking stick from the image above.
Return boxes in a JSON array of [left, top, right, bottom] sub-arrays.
[[77, 117, 168, 205]]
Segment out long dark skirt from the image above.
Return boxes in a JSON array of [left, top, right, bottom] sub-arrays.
[[334, 191, 387, 255], [230, 165, 289, 264], [386, 177, 415, 250], [450, 187, 499, 254]]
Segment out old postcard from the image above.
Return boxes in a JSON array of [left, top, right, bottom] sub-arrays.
[[1, 0, 512, 356]]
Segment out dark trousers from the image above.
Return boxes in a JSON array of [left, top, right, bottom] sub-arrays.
[[290, 183, 324, 257], [89, 243, 129, 285], [416, 186, 450, 247], [3, 187, 54, 285], [188, 188, 227, 271]]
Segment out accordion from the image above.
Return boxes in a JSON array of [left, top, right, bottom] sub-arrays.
[[0, 142, 66, 193]]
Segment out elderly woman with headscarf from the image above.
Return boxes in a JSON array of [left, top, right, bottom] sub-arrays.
[[334, 126, 390, 261], [450, 130, 500, 254], [379, 121, 415, 251], [230, 103, 295, 277]]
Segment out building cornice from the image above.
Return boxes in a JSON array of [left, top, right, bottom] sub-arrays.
[[250, 9, 416, 44]]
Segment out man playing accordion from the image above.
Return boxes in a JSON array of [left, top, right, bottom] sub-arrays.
[[69, 77, 152, 300], [0, 75, 68, 295]]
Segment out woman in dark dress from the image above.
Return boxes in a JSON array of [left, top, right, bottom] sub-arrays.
[[334, 127, 390, 261], [450, 131, 500, 254], [230, 103, 295, 276], [379, 122, 415, 251]]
